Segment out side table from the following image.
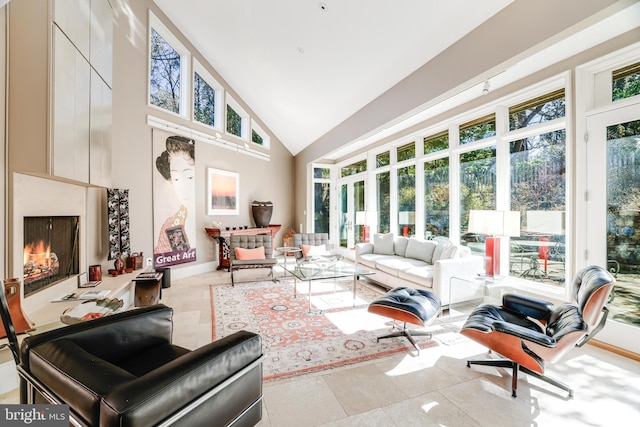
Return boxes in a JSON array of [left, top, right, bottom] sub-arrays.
[[275, 246, 302, 275], [133, 272, 163, 307], [448, 275, 534, 320]]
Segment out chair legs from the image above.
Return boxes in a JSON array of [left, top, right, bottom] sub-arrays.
[[467, 358, 573, 398], [377, 322, 432, 354]]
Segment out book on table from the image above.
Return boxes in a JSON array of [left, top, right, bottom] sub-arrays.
[[54, 289, 111, 302]]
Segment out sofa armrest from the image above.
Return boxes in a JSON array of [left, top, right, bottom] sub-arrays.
[[21, 305, 174, 370], [432, 255, 484, 306], [100, 330, 263, 427], [355, 243, 374, 260]]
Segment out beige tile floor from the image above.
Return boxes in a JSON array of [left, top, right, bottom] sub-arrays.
[[2, 267, 640, 426]]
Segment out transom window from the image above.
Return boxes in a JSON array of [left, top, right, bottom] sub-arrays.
[[226, 96, 249, 139], [424, 131, 448, 154], [149, 14, 189, 117], [612, 61, 640, 101], [460, 114, 496, 144], [376, 151, 390, 168], [193, 59, 223, 129], [341, 160, 367, 177], [251, 119, 270, 148], [509, 89, 565, 131], [397, 142, 415, 162]]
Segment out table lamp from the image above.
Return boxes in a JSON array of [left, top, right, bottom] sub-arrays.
[[468, 210, 520, 277], [356, 211, 373, 243]]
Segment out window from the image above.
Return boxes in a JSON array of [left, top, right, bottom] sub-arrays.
[[510, 130, 566, 278], [376, 171, 390, 233], [509, 89, 565, 131], [612, 61, 640, 101], [424, 131, 448, 154], [149, 13, 189, 116], [424, 158, 449, 238], [460, 147, 496, 236], [226, 96, 249, 139], [460, 114, 496, 144], [397, 165, 416, 236], [397, 142, 415, 162], [251, 120, 270, 148], [376, 151, 390, 168], [341, 159, 367, 177], [313, 167, 331, 234], [193, 59, 223, 129]]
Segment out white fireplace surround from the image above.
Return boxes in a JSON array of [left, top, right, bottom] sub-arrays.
[[12, 173, 97, 314]]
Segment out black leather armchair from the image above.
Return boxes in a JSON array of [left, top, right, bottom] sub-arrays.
[[18, 304, 263, 426], [460, 265, 614, 397]]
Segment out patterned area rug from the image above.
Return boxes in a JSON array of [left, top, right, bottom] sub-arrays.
[[210, 279, 455, 381]]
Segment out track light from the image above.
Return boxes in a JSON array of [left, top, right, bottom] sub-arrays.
[[482, 80, 490, 95]]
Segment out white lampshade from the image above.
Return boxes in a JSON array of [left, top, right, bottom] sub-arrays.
[[526, 210, 565, 235], [398, 211, 415, 224], [468, 210, 520, 237]]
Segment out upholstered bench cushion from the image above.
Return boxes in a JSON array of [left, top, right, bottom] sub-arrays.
[[368, 287, 441, 327], [231, 258, 277, 268]]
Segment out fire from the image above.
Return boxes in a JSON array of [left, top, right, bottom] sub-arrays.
[[23, 240, 52, 266], [23, 240, 59, 285]]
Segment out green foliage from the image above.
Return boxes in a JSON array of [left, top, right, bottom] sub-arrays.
[[227, 105, 242, 136], [193, 72, 215, 126]]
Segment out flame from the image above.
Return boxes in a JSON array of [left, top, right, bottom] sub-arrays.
[[24, 240, 52, 266]]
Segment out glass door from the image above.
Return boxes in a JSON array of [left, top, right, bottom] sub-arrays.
[[337, 178, 365, 254], [585, 104, 640, 354]]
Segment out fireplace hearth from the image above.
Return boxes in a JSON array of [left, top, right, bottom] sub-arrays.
[[23, 216, 80, 296]]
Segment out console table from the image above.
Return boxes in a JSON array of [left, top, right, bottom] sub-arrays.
[[205, 225, 281, 271]]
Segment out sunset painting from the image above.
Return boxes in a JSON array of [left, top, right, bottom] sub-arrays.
[[207, 168, 239, 215]]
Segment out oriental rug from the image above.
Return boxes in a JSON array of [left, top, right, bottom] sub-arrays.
[[210, 279, 454, 381]]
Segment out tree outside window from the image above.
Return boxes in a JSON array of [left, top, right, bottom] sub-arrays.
[[150, 28, 181, 114]]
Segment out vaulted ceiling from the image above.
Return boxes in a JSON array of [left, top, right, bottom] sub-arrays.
[[152, 0, 514, 155]]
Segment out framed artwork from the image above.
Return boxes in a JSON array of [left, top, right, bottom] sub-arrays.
[[207, 168, 239, 215]]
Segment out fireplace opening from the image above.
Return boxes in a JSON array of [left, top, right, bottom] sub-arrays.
[[23, 216, 80, 296]]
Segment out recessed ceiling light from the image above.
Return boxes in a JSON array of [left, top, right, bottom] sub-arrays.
[[319, 2, 327, 12], [298, 46, 305, 54]]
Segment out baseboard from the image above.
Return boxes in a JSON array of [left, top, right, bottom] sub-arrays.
[[170, 261, 218, 281], [589, 339, 640, 362]]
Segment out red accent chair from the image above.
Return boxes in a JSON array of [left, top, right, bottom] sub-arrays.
[[460, 265, 614, 397]]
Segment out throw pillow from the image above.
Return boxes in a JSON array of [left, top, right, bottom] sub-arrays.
[[372, 233, 395, 255], [432, 241, 451, 262], [301, 244, 330, 256], [394, 236, 409, 257], [405, 239, 437, 263], [441, 244, 471, 259], [235, 246, 266, 260]]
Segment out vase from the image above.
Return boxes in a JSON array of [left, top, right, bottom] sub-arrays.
[[251, 201, 273, 228]]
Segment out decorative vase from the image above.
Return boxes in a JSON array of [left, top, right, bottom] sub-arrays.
[[251, 201, 273, 228]]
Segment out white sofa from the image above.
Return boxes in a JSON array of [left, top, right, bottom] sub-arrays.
[[356, 233, 484, 306]]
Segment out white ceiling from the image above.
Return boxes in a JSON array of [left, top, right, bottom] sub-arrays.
[[152, 0, 514, 155]]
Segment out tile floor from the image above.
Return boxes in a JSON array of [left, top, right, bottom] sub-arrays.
[[2, 268, 640, 426]]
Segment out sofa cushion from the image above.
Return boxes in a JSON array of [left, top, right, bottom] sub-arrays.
[[235, 246, 265, 260], [301, 244, 330, 256], [358, 253, 390, 269], [441, 244, 471, 259], [30, 339, 137, 426], [405, 239, 437, 263], [376, 256, 426, 276], [394, 236, 410, 257], [373, 233, 395, 255], [398, 265, 435, 287], [432, 241, 451, 262]]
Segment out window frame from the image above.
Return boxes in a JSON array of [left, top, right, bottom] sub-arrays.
[[148, 11, 190, 118], [192, 58, 224, 131], [251, 119, 271, 149], [225, 94, 250, 140]]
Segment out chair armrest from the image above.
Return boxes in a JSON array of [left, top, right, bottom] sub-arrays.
[[502, 293, 554, 321], [492, 320, 556, 347], [355, 243, 374, 259], [100, 331, 263, 426], [432, 256, 484, 306], [21, 305, 173, 370]]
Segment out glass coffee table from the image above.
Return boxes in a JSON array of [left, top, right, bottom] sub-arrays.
[[282, 257, 374, 312]]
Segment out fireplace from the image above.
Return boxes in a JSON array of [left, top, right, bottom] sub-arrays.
[[23, 216, 80, 296]]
